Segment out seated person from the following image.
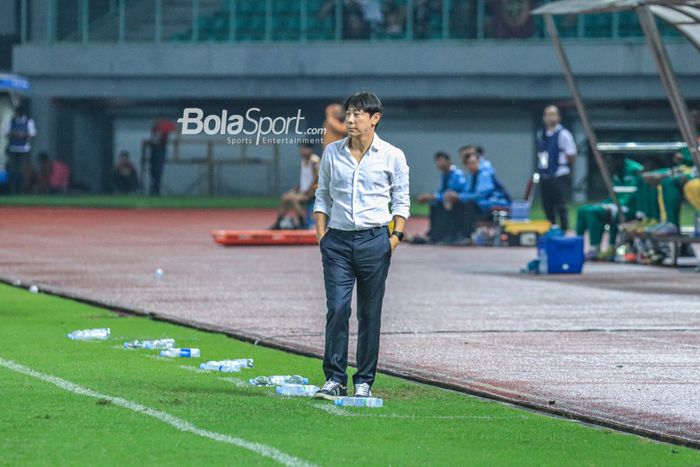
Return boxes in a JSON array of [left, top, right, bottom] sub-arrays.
[[414, 151, 468, 243], [634, 157, 662, 223], [49, 158, 70, 193], [112, 150, 139, 194], [577, 157, 642, 260], [459, 144, 494, 176], [444, 151, 510, 239], [683, 171, 700, 212], [272, 142, 320, 229], [640, 148, 696, 234], [36, 152, 52, 194]]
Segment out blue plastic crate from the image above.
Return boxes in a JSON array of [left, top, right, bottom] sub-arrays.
[[510, 200, 530, 220], [537, 235, 585, 274]]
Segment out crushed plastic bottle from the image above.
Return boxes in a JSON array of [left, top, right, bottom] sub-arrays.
[[220, 358, 253, 369], [123, 338, 175, 349], [275, 384, 320, 397], [199, 360, 247, 372], [160, 348, 200, 358], [67, 328, 111, 340], [334, 397, 384, 408], [249, 375, 308, 386]]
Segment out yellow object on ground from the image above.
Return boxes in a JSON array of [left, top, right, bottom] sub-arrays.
[[502, 220, 551, 235]]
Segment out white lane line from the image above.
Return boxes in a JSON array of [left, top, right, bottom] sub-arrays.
[[311, 403, 528, 420], [218, 377, 255, 389], [0, 357, 314, 467], [178, 365, 209, 373]]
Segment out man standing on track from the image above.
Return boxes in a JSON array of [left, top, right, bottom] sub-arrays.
[[536, 105, 577, 231], [3, 104, 37, 195], [312, 91, 410, 400]]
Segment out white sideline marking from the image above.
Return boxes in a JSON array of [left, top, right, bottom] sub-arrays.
[[179, 365, 208, 374], [217, 377, 251, 389], [143, 354, 172, 362], [311, 403, 528, 420], [0, 357, 314, 467]]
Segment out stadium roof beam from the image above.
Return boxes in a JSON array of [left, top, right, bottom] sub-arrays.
[[532, 0, 700, 224]]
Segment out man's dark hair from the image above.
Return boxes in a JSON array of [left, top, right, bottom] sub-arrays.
[[459, 145, 483, 156], [344, 91, 383, 117], [299, 142, 314, 149], [434, 151, 450, 161], [15, 103, 28, 116]]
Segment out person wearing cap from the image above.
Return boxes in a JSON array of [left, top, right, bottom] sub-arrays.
[[313, 91, 410, 400]]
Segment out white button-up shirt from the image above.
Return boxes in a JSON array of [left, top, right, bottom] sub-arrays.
[[313, 133, 410, 231]]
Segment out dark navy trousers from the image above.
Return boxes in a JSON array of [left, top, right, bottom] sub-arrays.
[[320, 225, 392, 387]]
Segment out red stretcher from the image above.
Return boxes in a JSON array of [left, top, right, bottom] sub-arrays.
[[211, 229, 318, 246]]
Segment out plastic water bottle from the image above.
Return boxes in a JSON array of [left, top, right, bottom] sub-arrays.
[[334, 397, 384, 408], [538, 250, 548, 274], [160, 348, 200, 358], [199, 360, 245, 372], [123, 338, 175, 349], [220, 358, 253, 369], [275, 384, 320, 397], [249, 375, 308, 386], [67, 328, 111, 340]]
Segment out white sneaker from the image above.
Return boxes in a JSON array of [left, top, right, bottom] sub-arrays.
[[354, 383, 372, 398]]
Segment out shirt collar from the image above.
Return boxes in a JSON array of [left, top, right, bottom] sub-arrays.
[[341, 133, 383, 154], [546, 124, 563, 135]]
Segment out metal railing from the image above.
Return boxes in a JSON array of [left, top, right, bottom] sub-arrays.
[[140, 136, 280, 196], [20, 0, 682, 44]]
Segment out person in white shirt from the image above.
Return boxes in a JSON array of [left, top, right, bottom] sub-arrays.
[[271, 142, 320, 229], [313, 91, 410, 400], [535, 105, 577, 231]]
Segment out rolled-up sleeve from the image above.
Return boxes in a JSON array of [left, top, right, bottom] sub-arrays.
[[390, 150, 411, 219], [313, 148, 332, 216]]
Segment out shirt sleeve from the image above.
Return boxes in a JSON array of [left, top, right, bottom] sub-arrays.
[[313, 148, 332, 216], [458, 172, 494, 203], [390, 149, 411, 219], [27, 119, 37, 137], [559, 129, 577, 156]]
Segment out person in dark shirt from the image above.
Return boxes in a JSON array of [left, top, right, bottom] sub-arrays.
[[112, 150, 139, 194], [147, 118, 176, 196]]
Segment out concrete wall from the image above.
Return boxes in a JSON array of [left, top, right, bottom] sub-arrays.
[[11, 40, 700, 197]]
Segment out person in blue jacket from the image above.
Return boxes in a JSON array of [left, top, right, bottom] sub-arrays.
[[443, 151, 511, 238], [415, 151, 468, 243]]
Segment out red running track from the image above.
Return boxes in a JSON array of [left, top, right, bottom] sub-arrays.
[[1, 207, 699, 447]]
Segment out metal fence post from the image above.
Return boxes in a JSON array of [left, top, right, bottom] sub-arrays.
[[192, 0, 199, 41], [155, 0, 162, 41]]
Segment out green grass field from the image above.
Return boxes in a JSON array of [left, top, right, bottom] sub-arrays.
[[1, 283, 699, 466], [1, 194, 697, 229]]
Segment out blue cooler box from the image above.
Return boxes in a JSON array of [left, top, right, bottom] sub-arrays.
[[537, 236, 584, 274]]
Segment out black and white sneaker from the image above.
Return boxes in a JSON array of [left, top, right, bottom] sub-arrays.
[[314, 380, 347, 400], [354, 383, 372, 398]]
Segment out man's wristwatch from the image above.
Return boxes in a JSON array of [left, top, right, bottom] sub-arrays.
[[391, 231, 404, 242]]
